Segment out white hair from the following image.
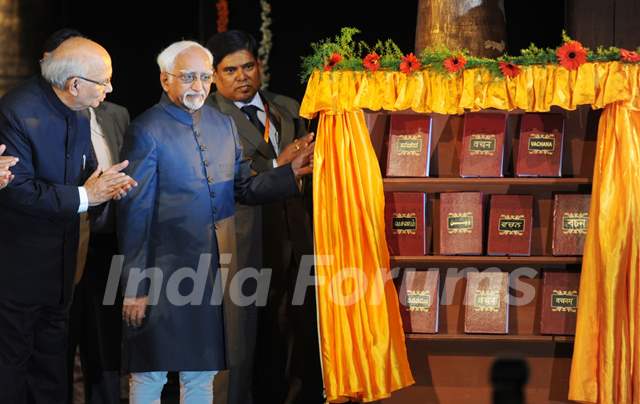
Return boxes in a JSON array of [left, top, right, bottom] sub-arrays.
[[40, 53, 89, 89], [156, 41, 213, 72]]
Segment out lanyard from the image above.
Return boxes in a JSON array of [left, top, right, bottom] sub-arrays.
[[262, 102, 270, 144]]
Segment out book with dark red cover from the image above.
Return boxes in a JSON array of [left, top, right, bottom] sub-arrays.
[[399, 269, 440, 333], [540, 270, 579, 335], [386, 114, 433, 177], [439, 192, 483, 255], [459, 112, 507, 177], [384, 192, 427, 255], [487, 195, 534, 256], [552, 194, 591, 256], [515, 113, 564, 177], [464, 271, 509, 334]]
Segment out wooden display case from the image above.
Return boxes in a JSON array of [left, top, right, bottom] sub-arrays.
[[368, 108, 596, 404]]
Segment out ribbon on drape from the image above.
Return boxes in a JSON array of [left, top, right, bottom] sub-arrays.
[[301, 62, 640, 403]]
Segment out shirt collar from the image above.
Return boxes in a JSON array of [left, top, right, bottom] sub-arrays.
[[234, 92, 263, 112]]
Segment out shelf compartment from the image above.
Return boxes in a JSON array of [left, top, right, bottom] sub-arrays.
[[391, 255, 582, 265], [406, 333, 575, 343], [383, 177, 592, 192]]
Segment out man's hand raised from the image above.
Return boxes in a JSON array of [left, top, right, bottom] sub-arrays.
[[84, 160, 138, 206], [290, 141, 315, 178]]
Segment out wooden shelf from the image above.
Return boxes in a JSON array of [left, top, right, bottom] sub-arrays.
[[391, 255, 582, 265], [383, 177, 592, 192], [406, 333, 575, 343]]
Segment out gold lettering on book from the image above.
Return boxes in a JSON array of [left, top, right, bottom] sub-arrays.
[[448, 212, 473, 234], [406, 289, 432, 312], [551, 289, 578, 312], [395, 133, 423, 156], [473, 289, 500, 312], [469, 134, 496, 155], [527, 133, 555, 155], [562, 212, 588, 235], [498, 214, 525, 236], [392, 213, 417, 235]]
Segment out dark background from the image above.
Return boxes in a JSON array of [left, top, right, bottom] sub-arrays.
[[24, 0, 567, 118]]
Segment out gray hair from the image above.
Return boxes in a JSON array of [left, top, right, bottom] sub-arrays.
[[156, 41, 213, 73], [40, 53, 89, 89]]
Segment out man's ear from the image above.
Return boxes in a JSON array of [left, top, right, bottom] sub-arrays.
[[68, 78, 80, 96], [159, 72, 170, 91]]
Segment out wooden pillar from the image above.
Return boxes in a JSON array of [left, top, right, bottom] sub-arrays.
[[415, 0, 507, 57], [0, 0, 57, 96]]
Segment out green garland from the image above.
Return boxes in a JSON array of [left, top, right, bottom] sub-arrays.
[[300, 27, 640, 83]]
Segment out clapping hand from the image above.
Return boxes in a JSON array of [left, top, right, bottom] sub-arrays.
[[0, 145, 18, 190], [84, 160, 138, 205]]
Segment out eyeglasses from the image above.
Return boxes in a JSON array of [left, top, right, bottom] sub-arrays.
[[166, 71, 213, 84], [75, 76, 112, 88]]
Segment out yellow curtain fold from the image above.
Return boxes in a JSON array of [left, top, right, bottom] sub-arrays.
[[569, 99, 640, 404], [301, 61, 640, 403], [313, 110, 414, 402]]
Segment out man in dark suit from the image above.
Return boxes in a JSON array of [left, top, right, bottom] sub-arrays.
[[0, 37, 136, 403], [38, 29, 129, 404], [206, 30, 324, 404], [67, 101, 130, 404]]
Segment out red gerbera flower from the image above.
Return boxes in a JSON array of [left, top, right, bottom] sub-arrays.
[[620, 48, 640, 63], [399, 53, 421, 74], [363, 52, 381, 72], [556, 41, 587, 70], [324, 53, 342, 71], [443, 54, 467, 73], [498, 61, 522, 78]]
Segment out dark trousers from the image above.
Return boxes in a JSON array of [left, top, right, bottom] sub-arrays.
[[251, 254, 324, 404], [0, 299, 69, 404], [66, 234, 121, 404]]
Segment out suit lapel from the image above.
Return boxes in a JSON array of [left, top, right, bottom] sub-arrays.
[[213, 93, 275, 159], [263, 92, 294, 150]]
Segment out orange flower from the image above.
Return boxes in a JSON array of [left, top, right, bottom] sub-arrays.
[[324, 53, 342, 71], [399, 53, 421, 74], [556, 41, 587, 70], [363, 52, 381, 72], [620, 48, 640, 63], [443, 54, 467, 73], [498, 61, 521, 78], [216, 0, 228, 33]]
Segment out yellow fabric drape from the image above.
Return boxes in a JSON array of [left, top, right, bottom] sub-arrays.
[[313, 111, 414, 402], [301, 61, 640, 403]]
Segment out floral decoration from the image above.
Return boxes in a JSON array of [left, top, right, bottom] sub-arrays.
[[443, 54, 466, 73], [498, 61, 522, 78], [363, 52, 381, 72], [620, 48, 640, 63], [556, 40, 588, 70], [399, 53, 421, 74], [324, 53, 343, 71]]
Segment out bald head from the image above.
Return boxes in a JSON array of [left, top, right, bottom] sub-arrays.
[[41, 37, 112, 90]]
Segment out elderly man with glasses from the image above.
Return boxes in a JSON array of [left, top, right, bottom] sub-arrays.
[[117, 40, 314, 404], [0, 36, 136, 403]]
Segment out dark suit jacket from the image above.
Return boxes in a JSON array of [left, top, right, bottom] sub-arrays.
[[88, 101, 130, 234], [0, 77, 96, 305], [207, 91, 314, 273], [207, 91, 317, 404]]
